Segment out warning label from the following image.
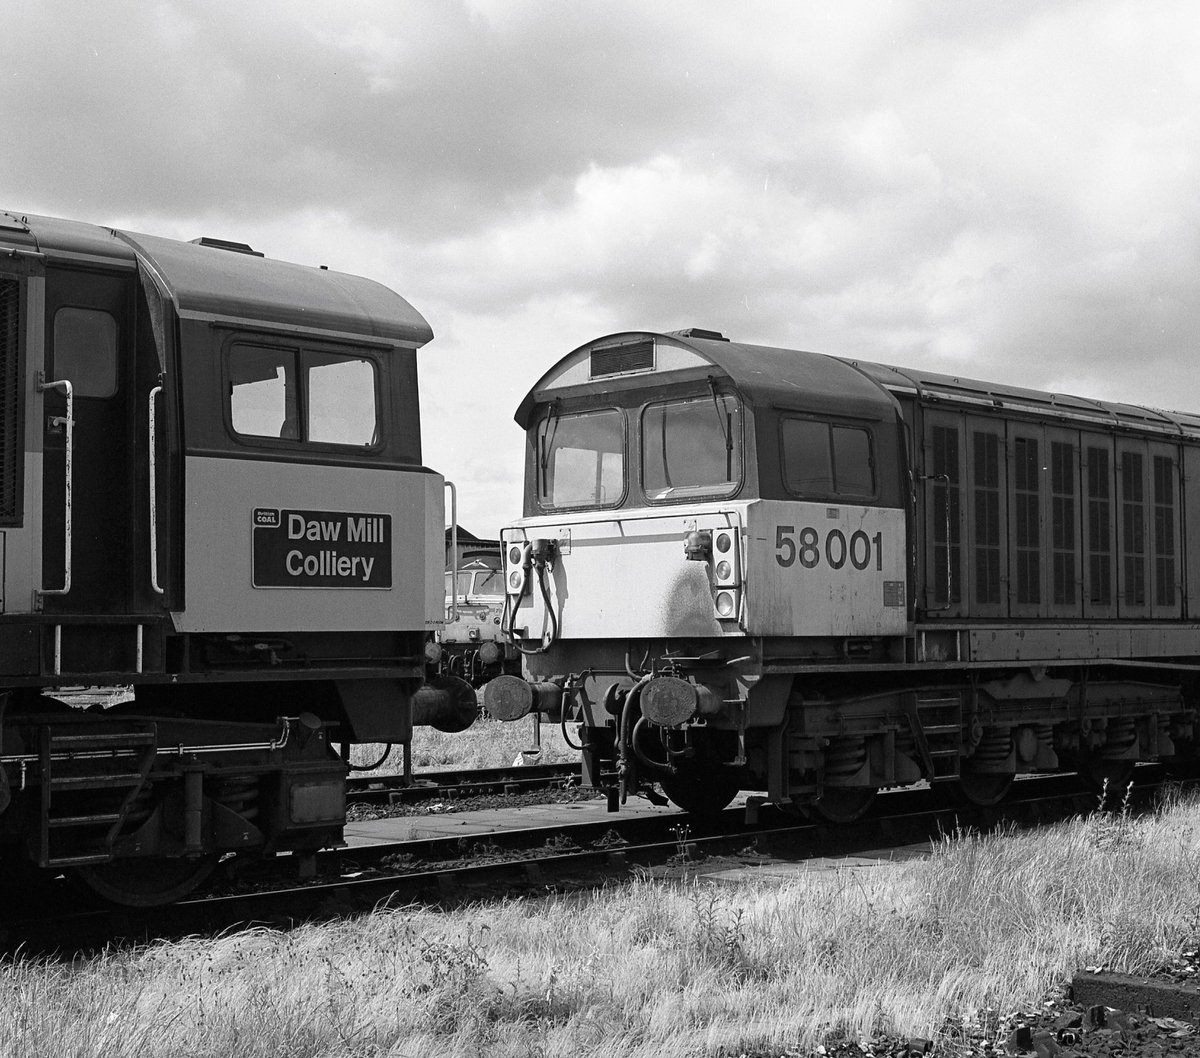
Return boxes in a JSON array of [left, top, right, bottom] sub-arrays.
[[252, 508, 392, 589]]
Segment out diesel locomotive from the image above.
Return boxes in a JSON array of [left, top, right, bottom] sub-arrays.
[[486, 328, 1200, 818], [437, 557, 517, 688], [0, 211, 456, 905]]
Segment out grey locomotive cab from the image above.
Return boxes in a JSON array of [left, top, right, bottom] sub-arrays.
[[0, 211, 461, 906]]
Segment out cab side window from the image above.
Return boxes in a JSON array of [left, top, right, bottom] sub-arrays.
[[230, 346, 299, 439], [781, 417, 875, 499], [53, 307, 118, 398], [228, 343, 379, 447]]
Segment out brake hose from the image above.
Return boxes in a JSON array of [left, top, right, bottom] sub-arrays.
[[505, 559, 559, 655]]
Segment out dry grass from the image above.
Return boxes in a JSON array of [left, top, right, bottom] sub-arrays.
[[6, 787, 1200, 1058], [349, 714, 578, 775]]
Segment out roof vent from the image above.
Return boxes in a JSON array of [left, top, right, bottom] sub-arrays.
[[668, 327, 728, 342], [190, 236, 264, 257], [590, 339, 655, 379]]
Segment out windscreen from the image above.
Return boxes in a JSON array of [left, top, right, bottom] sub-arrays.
[[537, 408, 624, 508], [642, 393, 742, 500]]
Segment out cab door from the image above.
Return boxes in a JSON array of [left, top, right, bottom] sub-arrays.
[[40, 266, 136, 614]]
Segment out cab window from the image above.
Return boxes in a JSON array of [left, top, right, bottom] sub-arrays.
[[537, 408, 625, 509], [54, 307, 118, 398], [642, 393, 742, 501], [472, 568, 504, 595], [229, 343, 378, 446], [782, 417, 875, 498]]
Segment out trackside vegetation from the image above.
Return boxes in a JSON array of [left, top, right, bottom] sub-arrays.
[[4, 787, 1199, 1057], [351, 714, 578, 774]]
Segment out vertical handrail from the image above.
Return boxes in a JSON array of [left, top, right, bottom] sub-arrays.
[[148, 384, 164, 595], [37, 375, 73, 598], [445, 480, 458, 621]]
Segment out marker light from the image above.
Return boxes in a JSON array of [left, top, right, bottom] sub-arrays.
[[715, 591, 736, 617], [505, 540, 532, 596], [712, 529, 740, 587]]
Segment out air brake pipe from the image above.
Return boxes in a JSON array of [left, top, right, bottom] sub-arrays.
[[630, 716, 674, 777], [617, 675, 652, 804]]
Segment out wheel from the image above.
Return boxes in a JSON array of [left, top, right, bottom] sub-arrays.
[[659, 768, 741, 816], [1164, 739, 1200, 780], [813, 786, 877, 823], [954, 770, 1014, 807], [73, 855, 218, 908]]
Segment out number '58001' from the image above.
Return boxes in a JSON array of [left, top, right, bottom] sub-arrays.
[[774, 526, 883, 571]]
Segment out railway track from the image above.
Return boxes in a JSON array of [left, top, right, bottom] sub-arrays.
[[2, 768, 1183, 957]]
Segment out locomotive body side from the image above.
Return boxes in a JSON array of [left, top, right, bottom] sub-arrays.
[[491, 330, 1197, 817], [0, 211, 450, 904]]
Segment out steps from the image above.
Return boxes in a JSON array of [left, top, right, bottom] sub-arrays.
[[37, 724, 157, 868]]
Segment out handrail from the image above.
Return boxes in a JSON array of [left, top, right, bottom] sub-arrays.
[[148, 384, 164, 595], [445, 480, 458, 621], [37, 374, 73, 598]]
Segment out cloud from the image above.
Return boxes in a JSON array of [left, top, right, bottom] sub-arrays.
[[5, 0, 1200, 533]]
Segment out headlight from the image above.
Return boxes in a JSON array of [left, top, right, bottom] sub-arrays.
[[714, 591, 736, 617]]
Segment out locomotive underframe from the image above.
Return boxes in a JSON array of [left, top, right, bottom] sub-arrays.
[[0, 618, 431, 900], [528, 633, 1198, 814]]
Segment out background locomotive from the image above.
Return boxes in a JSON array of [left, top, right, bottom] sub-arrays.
[[0, 211, 456, 905], [437, 555, 517, 687], [487, 328, 1199, 818]]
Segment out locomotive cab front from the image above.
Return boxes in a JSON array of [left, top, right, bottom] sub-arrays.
[[490, 329, 911, 814]]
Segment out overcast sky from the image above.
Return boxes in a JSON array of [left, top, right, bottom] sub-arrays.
[[5, 1, 1199, 536]]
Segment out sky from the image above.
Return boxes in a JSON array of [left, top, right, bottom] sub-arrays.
[[4, 0, 1199, 537]]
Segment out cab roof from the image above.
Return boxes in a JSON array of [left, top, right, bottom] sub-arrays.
[[1, 209, 432, 347], [516, 328, 1200, 439], [514, 329, 898, 428]]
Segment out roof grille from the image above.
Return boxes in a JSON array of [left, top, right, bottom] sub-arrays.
[[590, 339, 655, 378], [190, 236, 264, 257]]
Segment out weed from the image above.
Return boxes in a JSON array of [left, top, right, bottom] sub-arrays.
[[669, 823, 694, 864], [401, 923, 498, 1032], [685, 884, 761, 982], [1088, 778, 1138, 849]]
